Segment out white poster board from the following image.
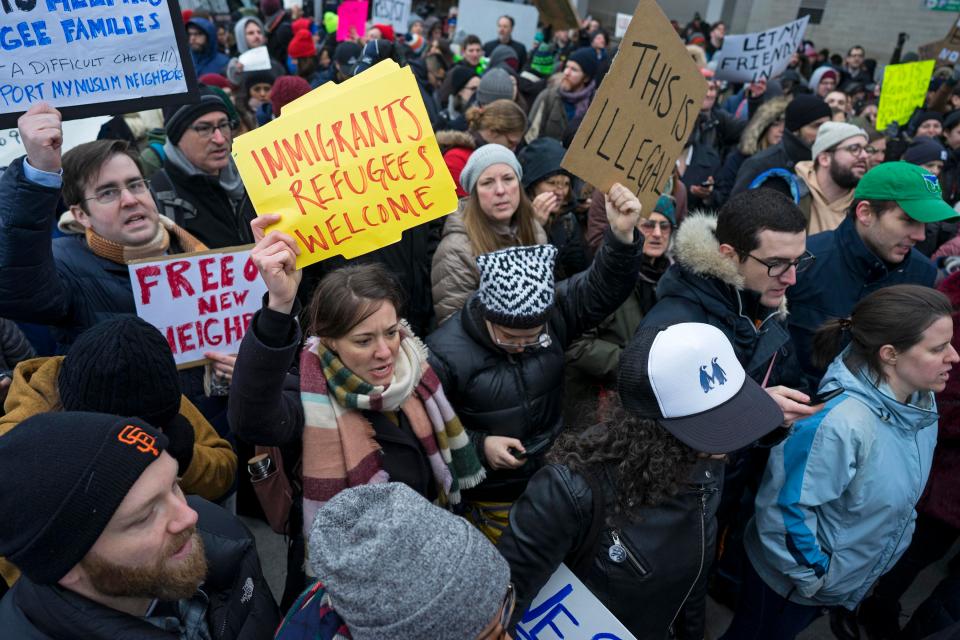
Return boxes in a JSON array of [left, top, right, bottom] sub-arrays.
[[238, 46, 273, 72], [0, 0, 196, 128], [514, 564, 638, 640], [452, 0, 538, 54], [372, 0, 412, 34], [614, 13, 632, 39], [712, 16, 810, 83], [129, 247, 267, 367], [0, 115, 110, 168]]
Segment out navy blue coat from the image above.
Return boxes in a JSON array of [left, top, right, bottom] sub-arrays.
[[788, 215, 936, 385], [0, 158, 139, 349]]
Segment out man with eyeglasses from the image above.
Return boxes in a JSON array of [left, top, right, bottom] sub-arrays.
[[788, 162, 959, 384], [152, 90, 256, 250], [635, 188, 817, 609], [795, 122, 868, 234]]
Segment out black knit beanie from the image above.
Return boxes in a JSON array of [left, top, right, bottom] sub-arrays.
[[162, 90, 230, 145], [785, 94, 833, 133], [59, 317, 182, 428], [0, 412, 168, 584]]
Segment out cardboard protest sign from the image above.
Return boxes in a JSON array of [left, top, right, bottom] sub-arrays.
[[615, 13, 632, 39], [0, 114, 109, 167], [454, 0, 539, 53], [337, 1, 368, 41], [919, 14, 960, 64], [712, 16, 810, 83], [0, 0, 197, 128], [232, 60, 459, 269], [562, 0, 707, 218], [515, 564, 637, 640], [531, 0, 579, 32], [372, 0, 411, 34], [129, 246, 267, 368], [876, 60, 937, 131]]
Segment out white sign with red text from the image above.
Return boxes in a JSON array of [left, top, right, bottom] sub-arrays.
[[129, 246, 266, 367]]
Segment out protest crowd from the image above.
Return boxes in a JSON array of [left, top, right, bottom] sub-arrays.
[[8, 0, 960, 638]]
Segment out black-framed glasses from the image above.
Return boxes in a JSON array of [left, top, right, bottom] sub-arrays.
[[188, 120, 236, 139], [83, 178, 151, 205], [747, 251, 815, 277], [477, 583, 516, 640]]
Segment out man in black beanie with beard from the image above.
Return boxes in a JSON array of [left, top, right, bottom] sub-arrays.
[[0, 412, 278, 639], [732, 94, 833, 198]]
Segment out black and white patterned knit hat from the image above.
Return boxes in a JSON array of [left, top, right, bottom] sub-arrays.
[[476, 244, 558, 328]]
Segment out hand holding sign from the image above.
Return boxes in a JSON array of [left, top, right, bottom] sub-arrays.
[[251, 214, 302, 315], [605, 183, 643, 244], [18, 102, 63, 172]]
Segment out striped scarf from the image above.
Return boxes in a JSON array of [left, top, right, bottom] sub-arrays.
[[300, 324, 485, 539]]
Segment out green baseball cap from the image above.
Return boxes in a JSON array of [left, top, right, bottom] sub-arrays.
[[854, 162, 959, 223]]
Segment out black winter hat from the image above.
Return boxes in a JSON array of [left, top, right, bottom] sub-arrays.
[[243, 68, 277, 92], [785, 94, 832, 132], [162, 89, 230, 145], [903, 136, 948, 165], [518, 137, 568, 189], [0, 412, 168, 584], [59, 317, 182, 428], [567, 47, 599, 81]]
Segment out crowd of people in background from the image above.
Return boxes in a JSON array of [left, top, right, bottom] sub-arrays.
[[5, 1, 960, 639]]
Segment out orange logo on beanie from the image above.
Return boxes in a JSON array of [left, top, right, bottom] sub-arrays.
[[117, 425, 160, 457]]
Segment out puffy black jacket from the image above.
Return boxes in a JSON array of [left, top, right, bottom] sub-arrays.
[[425, 227, 643, 501], [0, 496, 279, 639], [730, 129, 812, 199], [497, 456, 723, 639], [0, 157, 139, 348], [641, 214, 803, 390]]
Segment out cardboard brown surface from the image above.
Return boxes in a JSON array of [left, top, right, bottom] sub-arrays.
[[919, 14, 960, 63], [561, 0, 707, 217], [532, 0, 580, 31]]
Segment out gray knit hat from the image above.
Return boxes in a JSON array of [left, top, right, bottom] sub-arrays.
[[308, 483, 510, 640], [459, 143, 522, 194], [477, 67, 514, 106], [811, 121, 867, 159], [477, 244, 558, 329]]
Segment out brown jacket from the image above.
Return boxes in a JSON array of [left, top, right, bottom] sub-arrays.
[[431, 207, 548, 324], [0, 356, 237, 586]]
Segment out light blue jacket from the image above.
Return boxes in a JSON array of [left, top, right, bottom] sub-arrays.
[[744, 352, 939, 609]]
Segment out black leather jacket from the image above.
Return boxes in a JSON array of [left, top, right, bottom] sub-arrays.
[[497, 456, 724, 640]]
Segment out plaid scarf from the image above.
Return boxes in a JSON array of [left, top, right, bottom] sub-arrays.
[[300, 324, 485, 542], [274, 581, 352, 640]]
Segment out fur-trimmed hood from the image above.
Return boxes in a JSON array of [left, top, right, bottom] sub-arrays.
[[672, 212, 788, 318], [436, 129, 476, 155], [739, 96, 790, 157]]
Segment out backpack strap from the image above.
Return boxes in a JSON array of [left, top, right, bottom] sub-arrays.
[[568, 467, 607, 576], [149, 169, 199, 227]]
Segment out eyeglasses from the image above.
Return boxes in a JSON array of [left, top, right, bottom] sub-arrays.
[[834, 143, 869, 157], [639, 220, 673, 233], [477, 583, 516, 640], [83, 178, 151, 205], [865, 145, 882, 155], [188, 120, 236, 139], [542, 177, 571, 190], [746, 251, 815, 277], [493, 330, 552, 351]]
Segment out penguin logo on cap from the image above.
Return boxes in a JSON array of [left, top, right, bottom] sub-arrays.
[[699, 357, 728, 393]]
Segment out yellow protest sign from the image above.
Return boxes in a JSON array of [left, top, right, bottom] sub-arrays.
[[232, 60, 459, 269], [876, 60, 936, 131]]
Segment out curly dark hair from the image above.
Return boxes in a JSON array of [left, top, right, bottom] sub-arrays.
[[549, 399, 700, 526]]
